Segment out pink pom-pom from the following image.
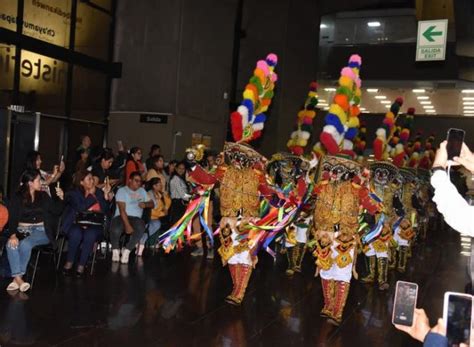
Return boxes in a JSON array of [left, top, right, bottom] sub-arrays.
[[355, 77, 362, 89], [257, 61, 269, 75], [341, 67, 355, 79], [266, 53, 278, 64], [407, 107, 416, 115], [303, 117, 313, 125], [270, 72, 278, 83], [349, 54, 362, 65]]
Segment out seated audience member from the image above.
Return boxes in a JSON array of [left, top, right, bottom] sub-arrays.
[[110, 171, 154, 264], [169, 162, 191, 225], [0, 203, 8, 231], [124, 147, 146, 184], [75, 135, 91, 162], [165, 160, 178, 177], [431, 141, 474, 236], [137, 177, 171, 256], [62, 170, 114, 277], [6, 169, 64, 292], [91, 149, 120, 189], [25, 151, 65, 195], [145, 155, 168, 191], [75, 148, 91, 173], [145, 144, 161, 171]]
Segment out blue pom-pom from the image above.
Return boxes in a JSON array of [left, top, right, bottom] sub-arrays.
[[348, 61, 360, 69], [266, 59, 277, 67], [326, 114, 344, 134], [254, 113, 266, 124], [390, 104, 400, 114], [242, 99, 254, 121], [345, 127, 358, 140]]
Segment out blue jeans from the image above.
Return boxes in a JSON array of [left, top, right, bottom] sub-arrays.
[[6, 225, 49, 277], [66, 225, 102, 266], [140, 219, 161, 245]]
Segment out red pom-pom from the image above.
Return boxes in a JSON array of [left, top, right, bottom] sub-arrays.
[[320, 132, 340, 155], [392, 152, 405, 167], [291, 146, 304, 156], [395, 97, 404, 105], [230, 111, 243, 142], [252, 130, 262, 141], [309, 82, 318, 91], [407, 107, 415, 115], [373, 138, 384, 161]]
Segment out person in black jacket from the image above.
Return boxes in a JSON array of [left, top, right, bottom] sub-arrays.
[[6, 169, 64, 292], [62, 170, 113, 277]]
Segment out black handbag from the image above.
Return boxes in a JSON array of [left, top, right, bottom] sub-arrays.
[[75, 211, 105, 226]]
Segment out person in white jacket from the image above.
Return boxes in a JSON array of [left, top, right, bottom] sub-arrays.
[[431, 141, 474, 237]]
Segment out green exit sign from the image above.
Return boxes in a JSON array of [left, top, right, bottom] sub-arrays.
[[416, 19, 448, 62]]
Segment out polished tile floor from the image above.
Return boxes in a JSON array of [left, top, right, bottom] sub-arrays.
[[0, 224, 470, 347]]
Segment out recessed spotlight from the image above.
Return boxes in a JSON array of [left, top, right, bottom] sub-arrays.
[[420, 101, 431, 105], [375, 96, 386, 99], [367, 21, 381, 27], [423, 105, 434, 109], [320, 23, 328, 29], [381, 101, 391, 104], [367, 88, 379, 93], [360, 107, 367, 111], [412, 89, 426, 93], [323, 107, 329, 110], [462, 89, 474, 93], [417, 96, 429, 100], [464, 102, 474, 105], [324, 88, 336, 92], [463, 97, 474, 101]]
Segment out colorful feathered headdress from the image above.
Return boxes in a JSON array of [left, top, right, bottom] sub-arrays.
[[319, 54, 362, 158], [230, 54, 278, 144], [373, 97, 403, 161], [287, 82, 318, 155]]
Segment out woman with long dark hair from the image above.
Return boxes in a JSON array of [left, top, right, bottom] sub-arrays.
[[25, 151, 65, 195], [61, 170, 113, 277], [6, 169, 64, 292], [124, 147, 145, 184], [169, 162, 190, 225]]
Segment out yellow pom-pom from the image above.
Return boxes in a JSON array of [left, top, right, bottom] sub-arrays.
[[339, 76, 353, 88], [386, 112, 394, 119], [308, 91, 317, 98], [348, 116, 360, 128], [354, 88, 362, 97], [243, 90, 255, 102], [329, 104, 347, 122]]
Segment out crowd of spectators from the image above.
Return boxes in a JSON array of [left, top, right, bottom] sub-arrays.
[[0, 137, 216, 292]]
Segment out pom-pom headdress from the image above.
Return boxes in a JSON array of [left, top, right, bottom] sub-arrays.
[[231, 54, 278, 144], [373, 97, 403, 161], [392, 107, 415, 167], [287, 82, 319, 155], [319, 54, 362, 158]]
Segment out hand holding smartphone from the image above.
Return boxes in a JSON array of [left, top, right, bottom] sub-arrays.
[[446, 128, 465, 161], [443, 292, 472, 346], [393, 281, 419, 326]]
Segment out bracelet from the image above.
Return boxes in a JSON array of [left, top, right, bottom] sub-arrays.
[[431, 166, 445, 174]]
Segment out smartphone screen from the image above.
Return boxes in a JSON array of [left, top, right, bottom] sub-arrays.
[[392, 281, 418, 326], [446, 294, 472, 346], [446, 128, 465, 160]]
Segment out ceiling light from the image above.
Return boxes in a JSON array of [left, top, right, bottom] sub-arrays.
[[375, 96, 386, 99], [425, 110, 436, 113], [385, 105, 390, 108], [324, 88, 336, 92], [381, 101, 391, 104], [423, 105, 434, 109], [319, 99, 326, 103], [420, 101, 431, 105], [462, 89, 474, 93], [464, 102, 474, 105], [360, 107, 367, 111], [464, 110, 474, 113], [417, 96, 429, 100], [323, 107, 329, 110], [461, 251, 471, 256], [464, 106, 474, 110], [412, 89, 426, 93], [367, 88, 379, 93], [367, 21, 381, 27], [320, 23, 328, 29], [463, 97, 474, 101]]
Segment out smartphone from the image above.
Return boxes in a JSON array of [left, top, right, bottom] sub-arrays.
[[446, 128, 465, 160], [443, 292, 472, 346], [392, 281, 418, 326], [60, 155, 64, 162]]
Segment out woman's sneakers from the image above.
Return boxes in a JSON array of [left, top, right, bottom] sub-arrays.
[[112, 249, 120, 262], [121, 249, 131, 264], [111, 248, 131, 264]]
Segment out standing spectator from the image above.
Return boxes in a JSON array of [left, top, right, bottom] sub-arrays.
[[165, 160, 178, 177], [145, 145, 161, 171], [75, 148, 91, 173], [6, 169, 64, 292], [110, 171, 154, 264], [75, 135, 92, 162], [25, 151, 65, 195], [137, 177, 171, 256], [61, 170, 113, 277], [124, 147, 146, 184], [145, 155, 169, 191], [91, 149, 120, 189], [0, 203, 8, 232], [169, 162, 190, 225]]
